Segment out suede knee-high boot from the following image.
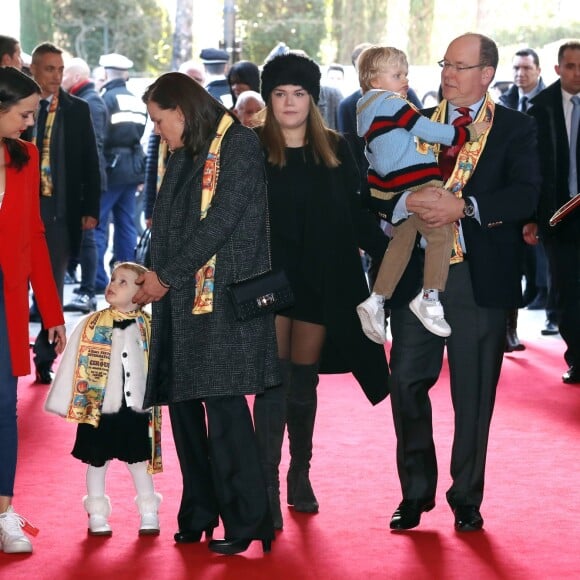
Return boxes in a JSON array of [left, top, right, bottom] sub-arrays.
[[253, 360, 289, 530], [286, 362, 319, 513]]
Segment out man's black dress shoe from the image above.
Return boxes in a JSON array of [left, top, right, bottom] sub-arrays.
[[562, 366, 580, 384], [541, 321, 559, 336], [505, 330, 525, 352], [208, 537, 272, 555], [453, 505, 483, 531], [389, 499, 435, 530], [35, 365, 53, 384], [174, 527, 214, 543]]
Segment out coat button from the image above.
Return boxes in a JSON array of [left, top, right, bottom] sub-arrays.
[[126, 372, 131, 377], [126, 391, 131, 397], [122, 352, 127, 358]]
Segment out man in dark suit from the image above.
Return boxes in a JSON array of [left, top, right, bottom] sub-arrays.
[[528, 41, 580, 384], [499, 48, 546, 111], [28, 43, 101, 383], [499, 48, 554, 349], [61, 57, 108, 314], [383, 33, 540, 532]]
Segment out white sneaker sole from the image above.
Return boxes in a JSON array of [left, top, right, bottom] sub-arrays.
[[356, 303, 386, 344], [1, 540, 33, 554], [409, 297, 452, 338]]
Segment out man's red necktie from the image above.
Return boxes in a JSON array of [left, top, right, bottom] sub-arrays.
[[439, 107, 472, 182]]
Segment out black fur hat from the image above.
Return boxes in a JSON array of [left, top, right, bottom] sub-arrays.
[[261, 53, 321, 104]]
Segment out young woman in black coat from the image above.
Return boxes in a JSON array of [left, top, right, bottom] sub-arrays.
[[253, 53, 390, 530]]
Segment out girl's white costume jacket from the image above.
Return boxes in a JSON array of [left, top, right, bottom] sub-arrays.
[[45, 313, 149, 417]]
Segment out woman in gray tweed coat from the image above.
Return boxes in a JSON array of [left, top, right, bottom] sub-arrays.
[[134, 72, 278, 556]]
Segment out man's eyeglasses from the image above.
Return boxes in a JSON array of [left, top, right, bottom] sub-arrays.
[[437, 60, 484, 72]]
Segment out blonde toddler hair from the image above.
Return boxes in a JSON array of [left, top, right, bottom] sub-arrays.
[[111, 261, 149, 278], [358, 46, 408, 93]]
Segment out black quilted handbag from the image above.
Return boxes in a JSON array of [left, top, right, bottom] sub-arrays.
[[226, 270, 294, 321]]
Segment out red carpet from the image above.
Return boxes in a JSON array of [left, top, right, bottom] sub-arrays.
[[2, 337, 580, 579]]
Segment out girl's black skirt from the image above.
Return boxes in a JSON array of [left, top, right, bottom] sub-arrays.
[[71, 399, 150, 467]]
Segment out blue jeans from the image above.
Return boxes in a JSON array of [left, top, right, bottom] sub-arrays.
[[0, 270, 18, 497], [95, 184, 138, 289], [78, 228, 98, 296]]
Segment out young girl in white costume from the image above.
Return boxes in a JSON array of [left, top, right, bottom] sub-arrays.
[[46, 262, 162, 536]]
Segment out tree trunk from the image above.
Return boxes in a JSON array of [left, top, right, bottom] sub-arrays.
[[171, 0, 193, 71], [408, 0, 435, 65]]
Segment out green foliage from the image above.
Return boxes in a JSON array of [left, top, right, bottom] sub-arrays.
[[492, 24, 580, 50], [408, 0, 435, 65], [237, 0, 326, 64], [330, 0, 387, 65], [21, 0, 171, 74], [20, 0, 54, 54]]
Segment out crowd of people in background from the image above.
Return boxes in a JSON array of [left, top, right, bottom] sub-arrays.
[[0, 29, 579, 559]]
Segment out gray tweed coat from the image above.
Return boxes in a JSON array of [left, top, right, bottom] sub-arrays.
[[143, 123, 280, 405]]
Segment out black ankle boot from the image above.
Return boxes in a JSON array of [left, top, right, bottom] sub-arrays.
[[505, 309, 525, 352], [287, 468, 319, 513], [208, 537, 272, 555]]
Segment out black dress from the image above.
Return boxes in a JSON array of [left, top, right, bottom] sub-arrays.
[[267, 146, 325, 324], [71, 322, 150, 467]]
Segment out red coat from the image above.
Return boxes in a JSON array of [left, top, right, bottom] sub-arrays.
[[0, 140, 64, 376]]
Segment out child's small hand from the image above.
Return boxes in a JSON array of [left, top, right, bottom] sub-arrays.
[[470, 121, 491, 138]]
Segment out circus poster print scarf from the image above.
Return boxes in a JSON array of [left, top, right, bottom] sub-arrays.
[[431, 93, 494, 263], [192, 112, 235, 314]]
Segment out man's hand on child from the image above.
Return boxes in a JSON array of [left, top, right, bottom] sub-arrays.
[[133, 271, 170, 306]]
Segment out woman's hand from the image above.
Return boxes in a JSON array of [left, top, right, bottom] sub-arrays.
[[48, 325, 67, 355], [133, 271, 170, 305]]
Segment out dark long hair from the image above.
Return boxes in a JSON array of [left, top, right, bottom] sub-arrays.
[[142, 72, 233, 157], [0, 66, 41, 170], [227, 60, 260, 105]]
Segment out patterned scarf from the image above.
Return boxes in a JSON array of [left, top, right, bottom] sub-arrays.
[[192, 112, 235, 314], [67, 307, 162, 474], [40, 93, 58, 197], [157, 140, 168, 192], [430, 93, 494, 263]]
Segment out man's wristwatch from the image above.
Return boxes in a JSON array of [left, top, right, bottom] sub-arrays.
[[463, 198, 475, 218]]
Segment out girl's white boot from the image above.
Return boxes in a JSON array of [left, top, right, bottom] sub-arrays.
[[83, 495, 112, 536], [135, 492, 162, 536]]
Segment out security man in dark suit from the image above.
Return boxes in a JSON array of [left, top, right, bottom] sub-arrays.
[[381, 33, 540, 532], [499, 48, 553, 349], [528, 41, 580, 384], [28, 42, 101, 384]]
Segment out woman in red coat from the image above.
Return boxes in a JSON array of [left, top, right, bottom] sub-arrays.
[[0, 66, 66, 554]]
